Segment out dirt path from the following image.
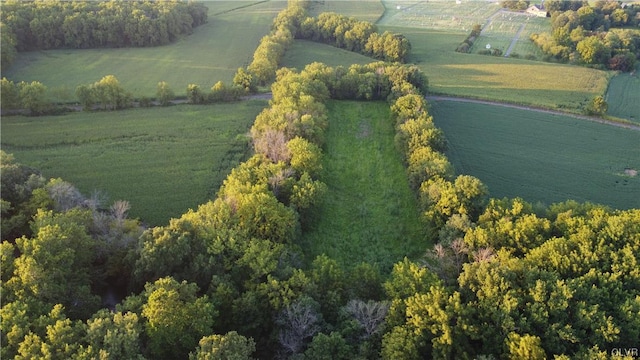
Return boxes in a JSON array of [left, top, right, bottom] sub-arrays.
[[504, 23, 525, 57], [426, 96, 640, 131]]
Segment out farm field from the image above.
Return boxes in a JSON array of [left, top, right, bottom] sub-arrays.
[[281, 40, 378, 69], [2, 1, 286, 100], [1, 101, 267, 225], [307, 0, 385, 22], [378, 0, 500, 32], [382, 26, 610, 110], [430, 100, 640, 209], [300, 101, 429, 270], [606, 72, 640, 123], [470, 10, 548, 58]]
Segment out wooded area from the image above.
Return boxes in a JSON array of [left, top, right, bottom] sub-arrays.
[[0, 0, 208, 68], [1, 1, 639, 359]]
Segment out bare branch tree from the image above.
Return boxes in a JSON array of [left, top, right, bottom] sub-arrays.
[[47, 180, 85, 211], [277, 300, 320, 355], [253, 129, 291, 163], [110, 200, 130, 224], [268, 168, 294, 197], [345, 299, 390, 339], [473, 247, 496, 263]]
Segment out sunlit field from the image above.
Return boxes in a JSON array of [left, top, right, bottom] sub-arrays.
[[307, 0, 385, 22], [300, 101, 429, 270], [383, 26, 609, 110], [1, 101, 267, 225], [281, 40, 378, 69], [430, 100, 640, 209], [470, 11, 548, 58], [378, 0, 500, 32], [3, 1, 286, 100]]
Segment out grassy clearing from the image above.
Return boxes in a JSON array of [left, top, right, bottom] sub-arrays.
[[300, 101, 430, 271], [381, 26, 609, 110], [281, 40, 378, 69], [1, 101, 267, 225], [430, 100, 640, 209], [606, 72, 640, 123], [3, 1, 286, 100], [307, 0, 385, 22]]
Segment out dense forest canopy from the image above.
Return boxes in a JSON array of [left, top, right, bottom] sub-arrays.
[[2, 1, 639, 359], [0, 0, 208, 69], [530, 0, 640, 70]]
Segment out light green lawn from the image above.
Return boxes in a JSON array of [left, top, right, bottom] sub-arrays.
[[300, 101, 431, 270]]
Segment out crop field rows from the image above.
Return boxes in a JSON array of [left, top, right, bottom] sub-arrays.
[[430, 100, 640, 210], [0, 101, 267, 225], [307, 0, 385, 22], [379, 0, 500, 32], [471, 11, 548, 57], [606, 72, 640, 124]]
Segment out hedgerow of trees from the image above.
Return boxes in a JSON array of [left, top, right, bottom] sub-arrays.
[[0, 0, 208, 69], [242, 0, 411, 86], [530, 0, 640, 71], [2, 1, 639, 359]]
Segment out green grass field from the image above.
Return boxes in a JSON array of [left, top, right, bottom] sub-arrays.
[[381, 26, 610, 110], [430, 100, 640, 209], [3, 1, 286, 100], [378, 0, 500, 32], [299, 101, 430, 270], [281, 40, 378, 69], [606, 72, 640, 123], [1, 101, 267, 225], [307, 0, 385, 23]]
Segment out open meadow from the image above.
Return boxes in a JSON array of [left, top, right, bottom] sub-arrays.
[[2, 1, 286, 100], [430, 100, 640, 209], [1, 101, 267, 225], [606, 72, 640, 123], [300, 101, 429, 270], [281, 40, 378, 69]]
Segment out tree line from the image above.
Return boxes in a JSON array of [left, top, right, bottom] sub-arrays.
[[0, 75, 248, 115], [0, 0, 208, 69], [530, 0, 640, 71], [243, 0, 411, 86]]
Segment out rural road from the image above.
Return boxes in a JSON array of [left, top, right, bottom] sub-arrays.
[[426, 95, 640, 131]]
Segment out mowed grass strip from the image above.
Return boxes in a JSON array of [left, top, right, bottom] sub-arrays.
[[3, 1, 286, 100], [300, 101, 430, 271], [1, 101, 267, 225], [281, 40, 378, 69], [430, 100, 640, 209], [383, 26, 610, 110], [606, 72, 640, 123]]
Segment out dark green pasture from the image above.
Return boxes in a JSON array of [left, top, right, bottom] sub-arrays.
[[300, 101, 430, 270], [430, 100, 640, 209], [1, 101, 267, 225]]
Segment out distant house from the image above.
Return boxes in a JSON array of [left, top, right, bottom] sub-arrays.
[[526, 4, 548, 17]]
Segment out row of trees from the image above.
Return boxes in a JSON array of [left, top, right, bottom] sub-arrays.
[[530, 1, 640, 70], [242, 1, 411, 87], [0, 0, 208, 69], [0, 78, 50, 115]]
